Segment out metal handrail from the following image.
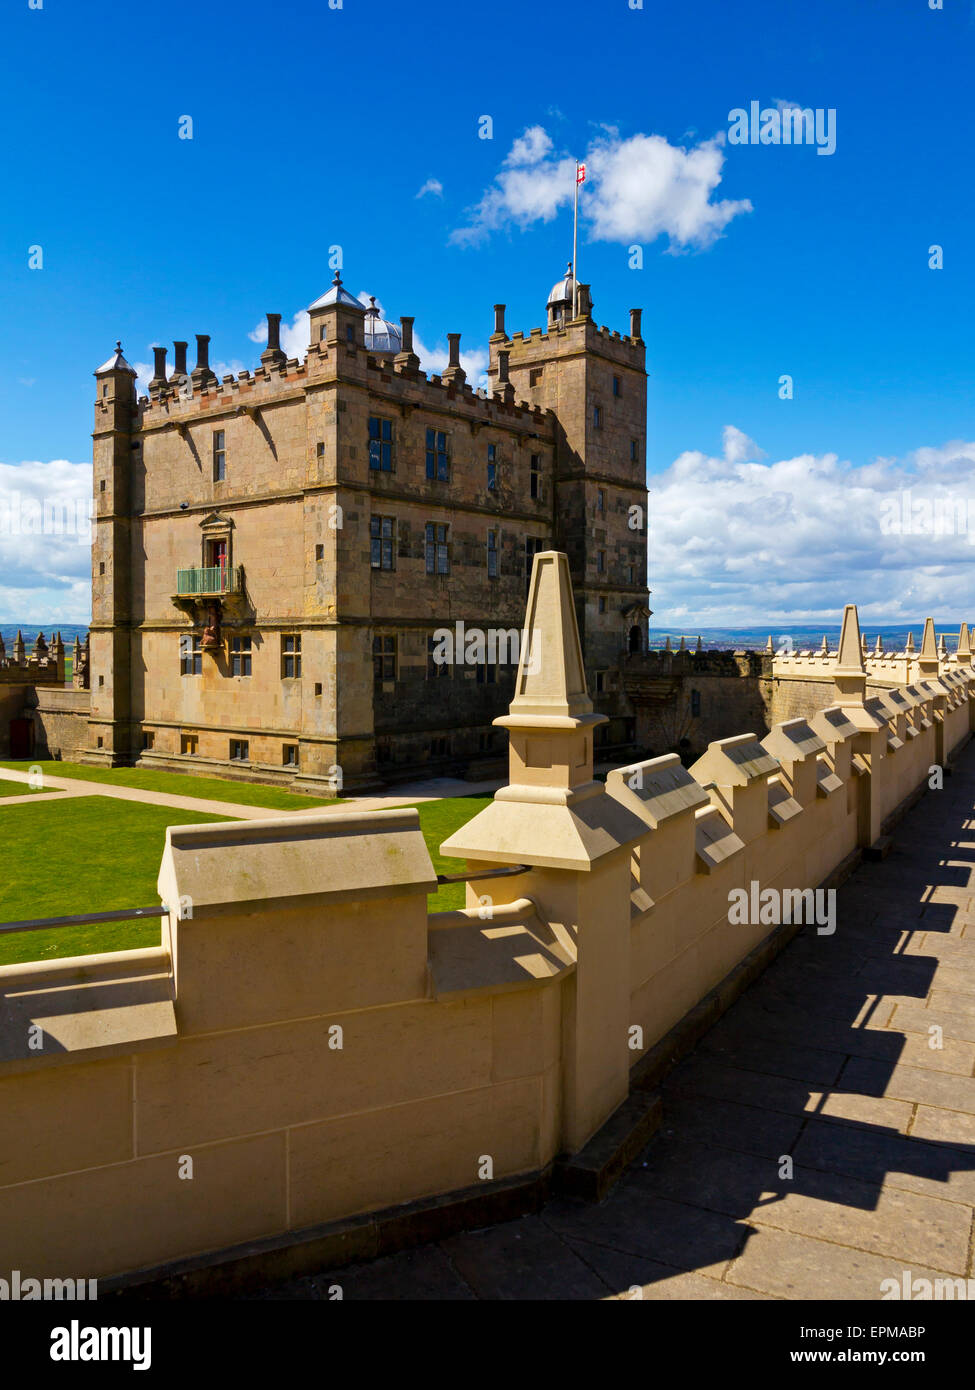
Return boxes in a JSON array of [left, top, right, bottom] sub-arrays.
[[175, 565, 241, 596], [0, 865, 531, 934]]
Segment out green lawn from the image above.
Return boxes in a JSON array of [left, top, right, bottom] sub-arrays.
[[0, 760, 340, 811], [0, 793, 493, 963], [0, 776, 51, 798]]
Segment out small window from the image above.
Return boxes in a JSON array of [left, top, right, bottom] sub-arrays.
[[281, 634, 302, 679], [98, 675, 104, 687], [598, 596, 606, 614], [230, 635, 252, 676], [373, 634, 397, 682], [316, 442, 325, 458], [99, 479, 106, 492], [487, 529, 498, 579], [213, 430, 226, 482], [487, 461, 496, 491], [593, 406, 602, 429], [142, 731, 155, 750], [691, 690, 702, 717], [180, 733, 198, 756], [101, 384, 108, 398], [283, 744, 299, 767], [314, 682, 323, 697], [97, 736, 104, 747], [427, 634, 452, 679], [478, 731, 494, 754], [368, 416, 393, 471], [595, 671, 606, 694], [530, 454, 540, 500], [180, 634, 202, 676], [627, 565, 634, 584], [99, 562, 105, 575], [315, 544, 324, 561], [596, 489, 604, 512], [529, 368, 543, 387], [597, 550, 606, 574], [425, 522, 449, 575], [230, 739, 249, 762], [346, 324, 355, 343], [430, 736, 449, 758], [613, 376, 621, 397], [630, 439, 638, 462], [370, 515, 395, 570], [425, 428, 449, 481], [487, 443, 497, 462]]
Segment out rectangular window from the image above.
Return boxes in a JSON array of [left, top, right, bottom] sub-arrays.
[[597, 489, 605, 512], [142, 731, 155, 751], [180, 634, 202, 676], [373, 634, 397, 682], [530, 454, 540, 500], [597, 550, 606, 574], [425, 428, 449, 481], [430, 736, 449, 758], [425, 522, 449, 574], [630, 439, 638, 462], [427, 634, 451, 679], [180, 733, 198, 756], [281, 634, 301, 679], [230, 739, 249, 761], [595, 671, 606, 694], [525, 536, 543, 595], [529, 368, 543, 387], [370, 515, 395, 570], [315, 544, 324, 561], [487, 461, 497, 492], [613, 376, 621, 397], [593, 406, 602, 429], [476, 660, 497, 686], [487, 443, 497, 462], [487, 528, 498, 578], [691, 689, 702, 717], [346, 324, 355, 343], [283, 744, 299, 767], [598, 596, 606, 614], [316, 442, 325, 458], [213, 430, 226, 482], [627, 564, 634, 584], [230, 635, 252, 676], [368, 416, 393, 471]]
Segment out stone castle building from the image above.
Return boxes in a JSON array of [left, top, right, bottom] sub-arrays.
[[86, 264, 652, 788]]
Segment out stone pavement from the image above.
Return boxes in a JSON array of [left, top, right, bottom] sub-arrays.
[[254, 745, 975, 1300], [0, 768, 501, 818]]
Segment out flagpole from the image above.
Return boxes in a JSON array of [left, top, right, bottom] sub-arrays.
[[572, 161, 579, 320]]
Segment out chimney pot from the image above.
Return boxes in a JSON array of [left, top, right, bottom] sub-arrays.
[[447, 333, 461, 368], [400, 316, 415, 353], [493, 304, 506, 336], [150, 346, 168, 388], [266, 313, 282, 351], [629, 308, 643, 340], [195, 334, 210, 370], [171, 341, 188, 379]]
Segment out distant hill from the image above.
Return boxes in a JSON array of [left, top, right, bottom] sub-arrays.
[[1, 623, 89, 649]]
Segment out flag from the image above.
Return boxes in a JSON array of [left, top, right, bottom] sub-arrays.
[[576, 162, 586, 184]]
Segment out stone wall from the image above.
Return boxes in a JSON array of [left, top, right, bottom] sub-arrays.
[[26, 687, 91, 760]]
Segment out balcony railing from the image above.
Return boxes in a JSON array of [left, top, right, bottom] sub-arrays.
[[175, 565, 242, 597]]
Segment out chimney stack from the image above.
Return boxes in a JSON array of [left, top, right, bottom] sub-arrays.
[[149, 346, 168, 395], [191, 334, 216, 389], [394, 315, 420, 373], [495, 349, 514, 404], [577, 284, 593, 319], [493, 304, 506, 337], [261, 312, 286, 368], [169, 340, 189, 383], [629, 308, 643, 341], [443, 332, 465, 385]]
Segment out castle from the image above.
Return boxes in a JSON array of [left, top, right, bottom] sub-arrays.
[[84, 264, 651, 789]]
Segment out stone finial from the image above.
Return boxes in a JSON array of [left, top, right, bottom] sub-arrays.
[[505, 551, 593, 723], [905, 631, 915, 654], [664, 635, 672, 652], [696, 636, 703, 653], [493, 304, 506, 337], [860, 633, 868, 657], [629, 308, 643, 341], [833, 603, 867, 708], [821, 635, 829, 655], [766, 635, 774, 654], [874, 635, 883, 656], [678, 635, 686, 652], [918, 617, 939, 676], [261, 313, 287, 368], [12, 630, 24, 663], [958, 623, 971, 660], [937, 632, 948, 658]]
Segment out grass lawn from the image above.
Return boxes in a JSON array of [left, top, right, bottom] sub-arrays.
[[0, 776, 51, 798], [0, 760, 340, 811], [0, 793, 493, 963]]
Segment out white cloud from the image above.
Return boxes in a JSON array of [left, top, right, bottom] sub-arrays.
[[416, 178, 444, 199], [413, 330, 489, 391], [451, 125, 752, 250], [650, 432, 975, 628], [0, 459, 94, 624]]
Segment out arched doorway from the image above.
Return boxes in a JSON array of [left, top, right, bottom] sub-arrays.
[[628, 625, 642, 654]]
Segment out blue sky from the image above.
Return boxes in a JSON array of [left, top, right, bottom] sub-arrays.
[[1, 0, 974, 626]]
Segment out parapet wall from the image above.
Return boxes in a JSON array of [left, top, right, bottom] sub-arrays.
[[1, 579, 972, 1287]]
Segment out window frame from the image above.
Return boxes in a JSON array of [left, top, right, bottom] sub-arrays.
[[368, 415, 394, 472], [425, 428, 450, 482], [281, 633, 302, 679], [212, 429, 226, 482], [180, 634, 203, 676], [372, 633, 397, 683], [230, 634, 252, 677], [370, 515, 395, 570], [229, 738, 250, 762], [425, 521, 449, 575]]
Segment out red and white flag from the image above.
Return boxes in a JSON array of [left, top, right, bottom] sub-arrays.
[[576, 162, 586, 185]]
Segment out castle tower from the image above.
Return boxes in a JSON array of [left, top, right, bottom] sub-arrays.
[[89, 342, 138, 764], [491, 269, 649, 753]]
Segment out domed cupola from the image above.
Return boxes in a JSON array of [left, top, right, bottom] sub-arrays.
[[546, 262, 576, 328], [362, 297, 403, 358]]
